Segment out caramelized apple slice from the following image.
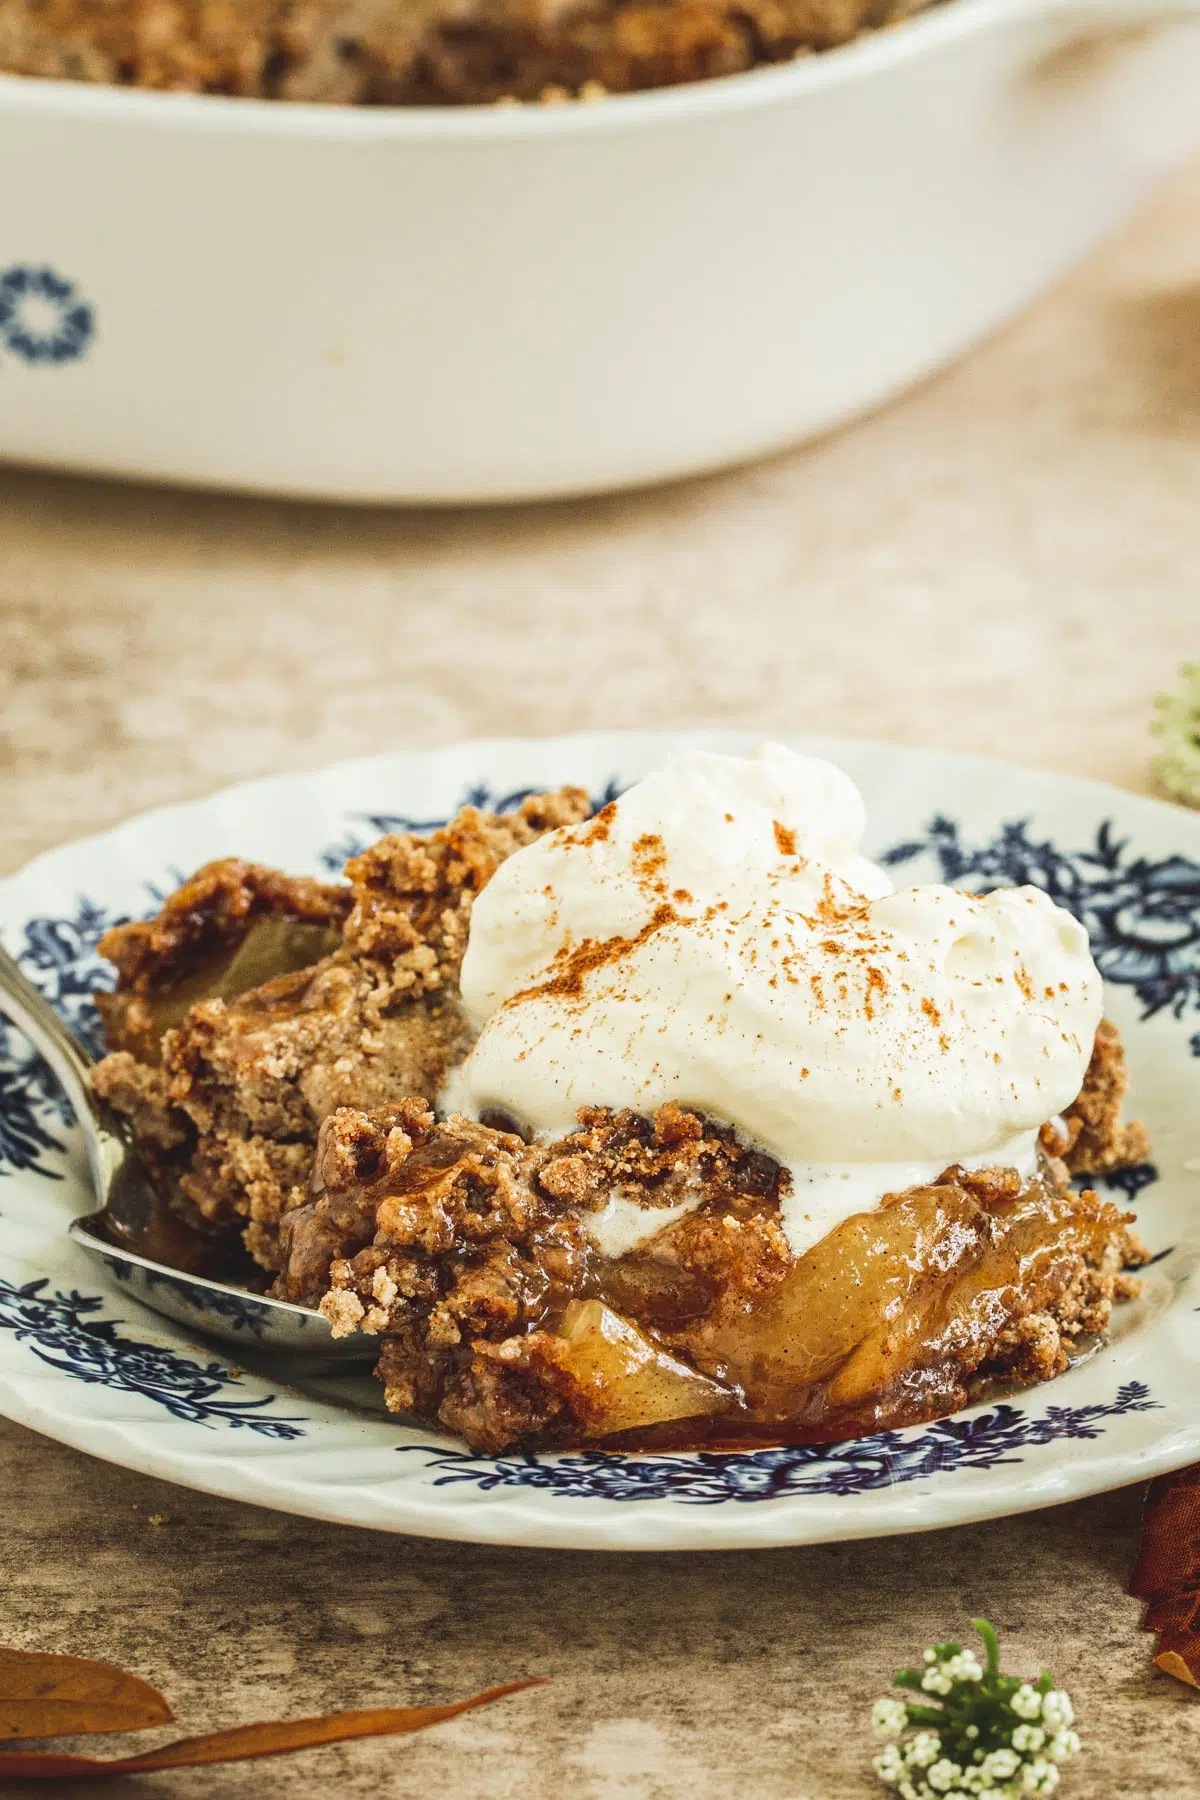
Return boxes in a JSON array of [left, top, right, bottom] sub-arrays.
[[684, 1167, 1129, 1437], [98, 917, 340, 1061], [550, 1300, 734, 1437], [141, 918, 340, 1037]]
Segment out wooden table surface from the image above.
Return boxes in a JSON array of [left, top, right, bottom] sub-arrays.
[[2, 158, 1200, 1800]]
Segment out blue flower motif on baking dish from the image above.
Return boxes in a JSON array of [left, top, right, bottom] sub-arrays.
[[0, 1277, 307, 1437], [398, 1381, 1158, 1502], [0, 266, 94, 364]]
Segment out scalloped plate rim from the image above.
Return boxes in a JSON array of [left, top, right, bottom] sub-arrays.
[[4, 730, 1200, 893]]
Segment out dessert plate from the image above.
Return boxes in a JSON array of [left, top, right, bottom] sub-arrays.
[[0, 731, 1196, 1551]]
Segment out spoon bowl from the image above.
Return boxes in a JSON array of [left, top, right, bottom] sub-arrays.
[[0, 943, 374, 1371], [67, 1212, 372, 1364]]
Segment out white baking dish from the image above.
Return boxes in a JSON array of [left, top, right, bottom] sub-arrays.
[[0, 0, 1197, 503]]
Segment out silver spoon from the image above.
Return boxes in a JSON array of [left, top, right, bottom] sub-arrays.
[[0, 943, 373, 1370]]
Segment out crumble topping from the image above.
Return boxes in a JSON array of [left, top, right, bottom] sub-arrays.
[[278, 1100, 792, 1448], [91, 787, 590, 1271], [0, 1, 925, 106], [98, 860, 349, 997], [1060, 1015, 1151, 1174]]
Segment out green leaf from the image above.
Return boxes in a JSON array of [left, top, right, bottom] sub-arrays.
[[970, 1618, 1001, 1681], [902, 1705, 945, 1727]]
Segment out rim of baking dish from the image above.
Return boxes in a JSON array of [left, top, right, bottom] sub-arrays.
[[0, 0, 1164, 143]]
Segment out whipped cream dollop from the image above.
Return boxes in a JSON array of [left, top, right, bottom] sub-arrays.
[[445, 745, 1102, 1256]]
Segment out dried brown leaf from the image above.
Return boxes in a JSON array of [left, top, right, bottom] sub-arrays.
[[1130, 1463, 1200, 1689], [0, 1679, 544, 1781], [1154, 1650, 1200, 1689], [0, 1648, 174, 1742]]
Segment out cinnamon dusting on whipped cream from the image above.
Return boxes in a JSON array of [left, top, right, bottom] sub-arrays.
[[443, 745, 1103, 1256]]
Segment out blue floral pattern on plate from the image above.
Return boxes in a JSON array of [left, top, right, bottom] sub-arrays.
[[0, 1277, 306, 1437], [398, 1381, 1158, 1502], [881, 816, 1200, 1038], [0, 895, 123, 1177]]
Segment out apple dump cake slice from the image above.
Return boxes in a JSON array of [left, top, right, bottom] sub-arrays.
[[91, 788, 590, 1271], [277, 741, 1150, 1450], [93, 744, 1149, 1452]]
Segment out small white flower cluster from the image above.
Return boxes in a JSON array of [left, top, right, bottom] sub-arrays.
[[919, 1648, 984, 1697], [870, 1635, 1080, 1800], [874, 1700, 910, 1739]]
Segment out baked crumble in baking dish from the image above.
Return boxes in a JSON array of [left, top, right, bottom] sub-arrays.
[[0, 0, 934, 105], [90, 747, 1149, 1453]]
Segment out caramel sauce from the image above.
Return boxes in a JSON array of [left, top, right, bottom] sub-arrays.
[[93, 1184, 262, 1286]]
